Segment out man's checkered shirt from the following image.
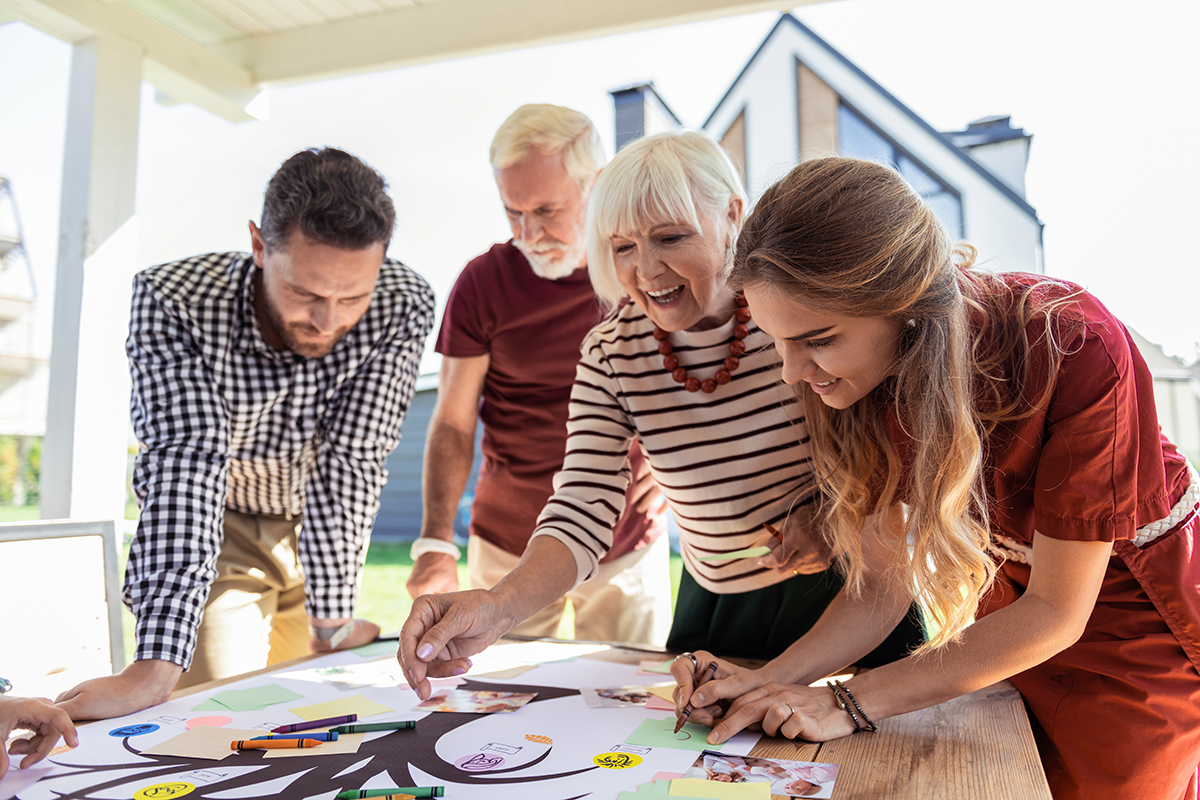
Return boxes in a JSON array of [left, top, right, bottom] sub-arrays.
[[124, 251, 435, 668]]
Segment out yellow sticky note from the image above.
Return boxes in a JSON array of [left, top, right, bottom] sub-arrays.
[[263, 732, 365, 758], [668, 779, 770, 799], [646, 684, 676, 703], [287, 694, 393, 721], [141, 727, 262, 761]]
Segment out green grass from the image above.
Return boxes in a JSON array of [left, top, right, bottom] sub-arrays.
[[118, 539, 685, 666], [0, 505, 41, 522]]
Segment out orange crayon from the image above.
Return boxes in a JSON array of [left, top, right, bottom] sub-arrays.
[[763, 522, 783, 542], [232, 738, 322, 750]]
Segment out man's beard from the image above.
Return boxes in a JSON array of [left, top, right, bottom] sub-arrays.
[[513, 235, 587, 280], [265, 298, 350, 358]]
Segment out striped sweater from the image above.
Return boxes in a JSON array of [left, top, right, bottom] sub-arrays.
[[531, 301, 816, 594]]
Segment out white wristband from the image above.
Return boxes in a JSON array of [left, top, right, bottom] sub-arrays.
[[411, 537, 462, 561]]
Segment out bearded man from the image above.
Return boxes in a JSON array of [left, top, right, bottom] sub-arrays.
[[58, 148, 434, 720], [406, 105, 670, 645]]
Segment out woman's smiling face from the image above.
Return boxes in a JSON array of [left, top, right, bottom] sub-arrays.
[[744, 282, 905, 409], [611, 200, 740, 332]]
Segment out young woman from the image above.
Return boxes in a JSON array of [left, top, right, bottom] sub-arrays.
[[672, 157, 1200, 800]]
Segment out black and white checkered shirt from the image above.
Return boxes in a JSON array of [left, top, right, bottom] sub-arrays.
[[123, 251, 434, 668]]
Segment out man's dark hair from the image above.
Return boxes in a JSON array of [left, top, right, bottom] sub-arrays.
[[260, 147, 396, 251]]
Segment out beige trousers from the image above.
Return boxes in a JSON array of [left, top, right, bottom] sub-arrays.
[[176, 510, 309, 688], [467, 533, 673, 646]]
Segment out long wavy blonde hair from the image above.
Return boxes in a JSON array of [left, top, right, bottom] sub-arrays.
[[728, 158, 1082, 650]]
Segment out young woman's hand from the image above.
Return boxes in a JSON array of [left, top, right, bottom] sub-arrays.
[[706, 683, 857, 745], [670, 652, 781, 729]]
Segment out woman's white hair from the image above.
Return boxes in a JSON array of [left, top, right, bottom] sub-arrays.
[[489, 104, 606, 191], [586, 131, 748, 311]]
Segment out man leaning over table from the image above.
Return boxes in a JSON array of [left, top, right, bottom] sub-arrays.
[[405, 104, 671, 644], [56, 148, 435, 721]]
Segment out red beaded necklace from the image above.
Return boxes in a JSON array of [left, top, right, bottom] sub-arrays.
[[652, 293, 752, 393]]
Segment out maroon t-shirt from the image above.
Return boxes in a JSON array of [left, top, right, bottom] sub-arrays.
[[435, 241, 663, 560]]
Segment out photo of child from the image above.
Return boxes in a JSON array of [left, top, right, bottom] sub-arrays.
[[413, 690, 537, 713], [683, 751, 840, 798], [580, 686, 655, 708]]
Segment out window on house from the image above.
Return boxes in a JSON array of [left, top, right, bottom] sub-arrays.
[[837, 105, 964, 238]]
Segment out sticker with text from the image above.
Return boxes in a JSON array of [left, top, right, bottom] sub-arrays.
[[455, 752, 506, 771], [109, 724, 160, 737], [178, 769, 231, 786], [146, 715, 186, 726], [132, 782, 195, 799], [593, 751, 644, 769]]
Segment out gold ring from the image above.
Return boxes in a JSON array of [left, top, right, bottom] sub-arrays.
[[793, 569, 799, 575], [783, 702, 795, 718]]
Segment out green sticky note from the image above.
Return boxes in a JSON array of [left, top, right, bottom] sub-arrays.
[[350, 640, 398, 658], [640, 659, 674, 675], [625, 715, 724, 752], [191, 684, 304, 713], [696, 546, 772, 562]]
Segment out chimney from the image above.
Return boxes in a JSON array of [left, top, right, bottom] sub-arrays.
[[608, 82, 684, 152], [942, 115, 1032, 198]]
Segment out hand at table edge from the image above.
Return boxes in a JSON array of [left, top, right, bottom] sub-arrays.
[[309, 617, 382, 654], [405, 552, 461, 600], [54, 659, 182, 723]]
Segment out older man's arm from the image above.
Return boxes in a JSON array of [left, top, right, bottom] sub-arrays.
[[407, 353, 489, 599]]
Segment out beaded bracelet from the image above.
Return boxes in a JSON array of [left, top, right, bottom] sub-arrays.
[[827, 679, 878, 733]]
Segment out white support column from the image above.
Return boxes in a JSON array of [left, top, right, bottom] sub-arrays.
[[41, 32, 142, 521]]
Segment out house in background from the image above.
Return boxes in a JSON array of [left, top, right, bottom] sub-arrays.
[[371, 13, 1200, 539]]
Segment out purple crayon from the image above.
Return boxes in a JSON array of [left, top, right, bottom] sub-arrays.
[[271, 714, 357, 734]]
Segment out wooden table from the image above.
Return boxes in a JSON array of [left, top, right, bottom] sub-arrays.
[[150, 638, 1050, 800], [573, 641, 1051, 800]]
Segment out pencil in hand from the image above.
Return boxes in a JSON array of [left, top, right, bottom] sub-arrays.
[[675, 661, 718, 734], [763, 522, 783, 542]]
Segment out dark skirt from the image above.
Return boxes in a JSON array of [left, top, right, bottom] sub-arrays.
[[666, 566, 926, 666]]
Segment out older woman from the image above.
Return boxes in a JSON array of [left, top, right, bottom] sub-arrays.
[[674, 157, 1200, 800], [400, 134, 924, 692]]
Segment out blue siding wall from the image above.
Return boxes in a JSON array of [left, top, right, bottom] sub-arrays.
[[372, 386, 483, 541]]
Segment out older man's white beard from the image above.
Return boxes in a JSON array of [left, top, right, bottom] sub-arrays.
[[513, 237, 587, 280]]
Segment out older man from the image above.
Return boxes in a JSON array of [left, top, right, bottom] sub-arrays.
[[58, 148, 435, 720], [406, 104, 670, 644]]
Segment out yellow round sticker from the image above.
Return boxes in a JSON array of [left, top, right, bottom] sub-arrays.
[[133, 783, 195, 799], [593, 751, 643, 769]]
